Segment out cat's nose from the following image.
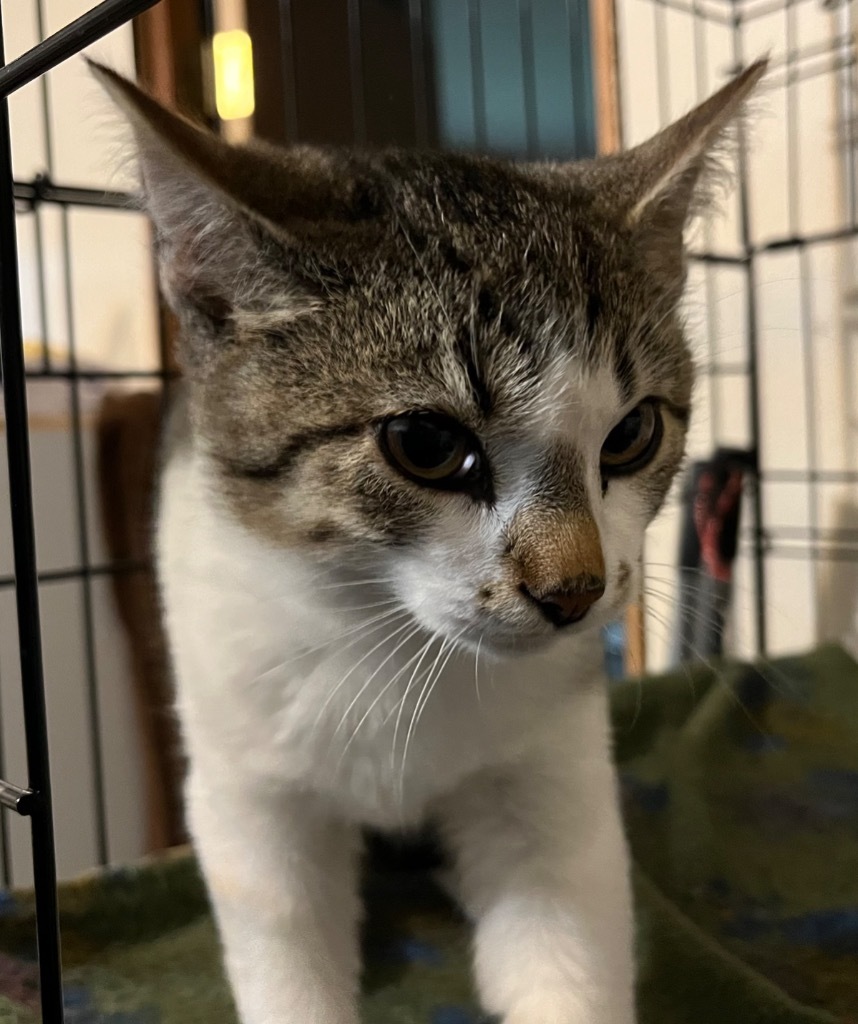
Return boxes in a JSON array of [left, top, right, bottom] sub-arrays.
[[520, 577, 606, 627]]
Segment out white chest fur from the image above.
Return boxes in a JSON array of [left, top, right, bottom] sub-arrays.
[[155, 427, 635, 1024]]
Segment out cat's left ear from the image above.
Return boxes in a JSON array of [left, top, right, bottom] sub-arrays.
[[597, 59, 767, 288], [87, 60, 387, 371]]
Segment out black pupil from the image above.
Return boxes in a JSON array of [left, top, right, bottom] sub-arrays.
[[398, 417, 459, 470], [604, 408, 643, 455]]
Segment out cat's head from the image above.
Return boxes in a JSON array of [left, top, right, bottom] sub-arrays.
[[94, 60, 764, 656]]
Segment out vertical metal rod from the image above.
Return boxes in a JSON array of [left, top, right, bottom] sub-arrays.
[[408, 0, 430, 147], [36, 0, 109, 867], [34, 0, 55, 169], [691, 0, 719, 445], [732, 10, 768, 655], [565, 0, 578, 149], [783, 0, 819, 635], [277, 0, 299, 141], [32, 208, 53, 372], [468, 0, 487, 150], [840, 1, 856, 229], [784, 0, 798, 236], [566, 0, 594, 157], [519, 0, 539, 158], [198, 0, 215, 47], [197, 0, 220, 133], [0, 661, 10, 888], [653, 0, 670, 125], [32, 2, 54, 375], [798, 247, 820, 636], [347, 0, 367, 145], [841, 7, 858, 488], [0, 6, 65, 1020], [58, 211, 108, 866]]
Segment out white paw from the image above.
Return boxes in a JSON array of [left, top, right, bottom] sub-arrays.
[[501, 993, 581, 1024], [501, 991, 634, 1024]]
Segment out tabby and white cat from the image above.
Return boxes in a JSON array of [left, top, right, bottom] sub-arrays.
[[94, 59, 764, 1024]]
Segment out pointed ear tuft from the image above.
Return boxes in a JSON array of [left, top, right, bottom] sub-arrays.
[[89, 60, 285, 362], [88, 62, 384, 369], [594, 58, 767, 292], [627, 59, 767, 226], [87, 60, 386, 232]]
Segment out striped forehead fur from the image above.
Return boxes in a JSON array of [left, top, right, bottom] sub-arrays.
[[177, 161, 693, 548], [92, 60, 764, 550]]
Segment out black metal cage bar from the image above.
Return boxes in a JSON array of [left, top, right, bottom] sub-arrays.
[[0, 1, 160, 1019], [2, 0, 856, 1019]]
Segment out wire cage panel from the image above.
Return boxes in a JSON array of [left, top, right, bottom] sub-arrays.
[[0, 0, 167, 1013], [0, 0, 855, 1021], [0, 0, 159, 924], [7, 0, 140, 185], [617, 0, 858, 670]]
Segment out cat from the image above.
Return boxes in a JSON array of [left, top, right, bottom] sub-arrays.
[[92, 58, 765, 1024]]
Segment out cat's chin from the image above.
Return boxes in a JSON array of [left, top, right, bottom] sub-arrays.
[[452, 625, 564, 659], [447, 607, 613, 660], [478, 634, 553, 658]]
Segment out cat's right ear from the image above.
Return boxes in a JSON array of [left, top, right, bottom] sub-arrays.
[[588, 58, 767, 295], [88, 62, 384, 363]]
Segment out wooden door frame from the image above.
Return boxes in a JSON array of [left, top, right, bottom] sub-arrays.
[[590, 0, 622, 157], [589, 0, 646, 677]]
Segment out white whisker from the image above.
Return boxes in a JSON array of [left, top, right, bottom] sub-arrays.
[[388, 632, 439, 776], [643, 580, 793, 697], [253, 605, 405, 683], [642, 598, 775, 736], [474, 634, 484, 709], [315, 576, 399, 590], [398, 636, 449, 803], [399, 629, 465, 803], [336, 625, 428, 767], [331, 619, 420, 744], [313, 612, 411, 729]]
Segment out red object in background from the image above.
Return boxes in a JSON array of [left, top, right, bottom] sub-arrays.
[[693, 468, 745, 583]]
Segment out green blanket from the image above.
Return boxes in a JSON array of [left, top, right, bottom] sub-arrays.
[[1, 644, 856, 1023]]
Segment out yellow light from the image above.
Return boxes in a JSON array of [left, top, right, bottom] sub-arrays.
[[212, 30, 255, 121]]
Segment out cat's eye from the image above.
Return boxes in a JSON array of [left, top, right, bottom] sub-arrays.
[[600, 400, 663, 475], [379, 411, 488, 495]]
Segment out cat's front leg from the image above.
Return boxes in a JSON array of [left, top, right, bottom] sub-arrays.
[[186, 771, 362, 1024], [437, 714, 636, 1024]]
